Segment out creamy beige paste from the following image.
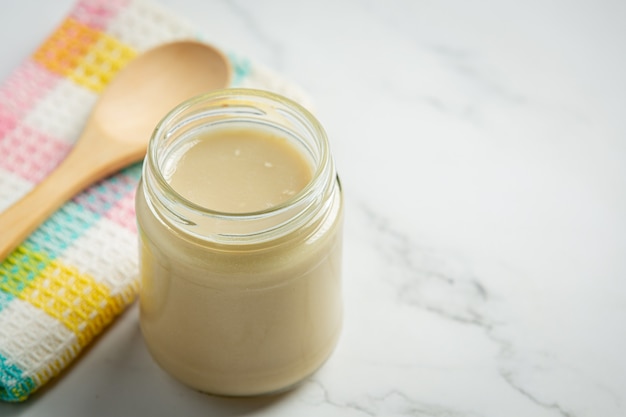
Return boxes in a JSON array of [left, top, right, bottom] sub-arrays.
[[166, 128, 312, 213], [137, 126, 343, 396]]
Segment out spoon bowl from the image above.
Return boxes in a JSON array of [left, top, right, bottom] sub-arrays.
[[0, 40, 231, 261]]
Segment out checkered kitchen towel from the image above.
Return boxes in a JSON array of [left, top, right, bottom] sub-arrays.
[[0, 0, 310, 402]]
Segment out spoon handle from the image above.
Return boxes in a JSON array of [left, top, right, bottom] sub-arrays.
[[0, 130, 131, 262]]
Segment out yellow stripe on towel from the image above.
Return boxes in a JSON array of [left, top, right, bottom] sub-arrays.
[[18, 261, 122, 348], [69, 33, 136, 93]]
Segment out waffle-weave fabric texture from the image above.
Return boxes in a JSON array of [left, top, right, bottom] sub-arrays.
[[0, 0, 310, 402]]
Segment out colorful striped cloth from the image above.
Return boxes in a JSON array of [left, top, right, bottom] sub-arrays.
[[0, 0, 310, 402]]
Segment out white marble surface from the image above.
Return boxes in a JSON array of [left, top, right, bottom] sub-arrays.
[[2, 0, 626, 416]]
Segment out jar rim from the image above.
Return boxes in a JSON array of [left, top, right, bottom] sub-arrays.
[[146, 88, 333, 224]]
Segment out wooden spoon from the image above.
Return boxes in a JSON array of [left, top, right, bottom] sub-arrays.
[[0, 41, 231, 261]]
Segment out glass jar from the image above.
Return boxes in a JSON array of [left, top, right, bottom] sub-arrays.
[[135, 89, 343, 396]]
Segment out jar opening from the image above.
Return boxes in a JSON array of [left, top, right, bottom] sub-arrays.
[[142, 89, 336, 244]]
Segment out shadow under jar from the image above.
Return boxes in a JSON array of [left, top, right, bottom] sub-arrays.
[[135, 89, 344, 396]]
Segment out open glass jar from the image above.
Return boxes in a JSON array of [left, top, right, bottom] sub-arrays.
[[135, 89, 343, 396]]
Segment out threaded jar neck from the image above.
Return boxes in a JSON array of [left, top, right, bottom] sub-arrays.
[[141, 88, 336, 246]]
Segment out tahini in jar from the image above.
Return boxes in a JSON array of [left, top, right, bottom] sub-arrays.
[[136, 89, 344, 396]]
